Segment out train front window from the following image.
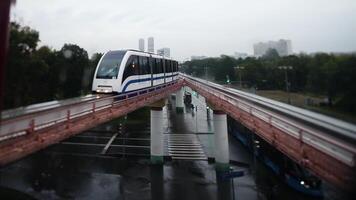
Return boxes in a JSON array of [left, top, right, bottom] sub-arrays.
[[96, 51, 126, 79]]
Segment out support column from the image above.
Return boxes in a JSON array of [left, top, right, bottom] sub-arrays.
[[213, 110, 230, 172], [175, 87, 184, 113], [0, 0, 12, 113], [150, 99, 166, 164]]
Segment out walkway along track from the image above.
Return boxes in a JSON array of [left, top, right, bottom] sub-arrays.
[[0, 81, 182, 166], [181, 74, 356, 191]]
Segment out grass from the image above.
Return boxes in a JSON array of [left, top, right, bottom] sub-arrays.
[[253, 90, 356, 124]]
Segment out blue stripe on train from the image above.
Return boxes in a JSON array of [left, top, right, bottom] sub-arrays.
[[122, 74, 178, 92]]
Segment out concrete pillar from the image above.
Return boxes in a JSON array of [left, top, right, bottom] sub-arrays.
[[175, 88, 184, 113], [150, 99, 166, 164], [213, 110, 230, 172], [151, 107, 164, 164]]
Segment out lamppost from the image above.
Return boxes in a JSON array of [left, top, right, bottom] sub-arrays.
[[204, 65, 208, 81], [235, 66, 245, 88], [278, 66, 293, 104]]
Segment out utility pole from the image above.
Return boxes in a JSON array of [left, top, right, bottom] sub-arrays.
[[205, 65, 208, 81], [235, 66, 245, 88], [278, 66, 293, 104]]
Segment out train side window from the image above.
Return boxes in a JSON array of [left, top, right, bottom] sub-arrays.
[[155, 59, 159, 74], [133, 56, 140, 75], [149, 57, 155, 74], [153, 58, 157, 74], [164, 60, 167, 73], [169, 60, 174, 72], [167, 60, 172, 72], [122, 55, 139, 82], [162, 59, 166, 73], [145, 57, 150, 74], [139, 56, 149, 75], [158, 59, 163, 74], [156, 59, 160, 74], [166, 60, 170, 73]]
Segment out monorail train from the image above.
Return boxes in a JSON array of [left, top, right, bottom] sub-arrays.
[[92, 50, 179, 94]]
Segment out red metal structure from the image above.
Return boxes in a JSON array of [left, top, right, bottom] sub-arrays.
[[0, 82, 182, 165], [0, 73, 355, 191], [0, 0, 12, 114], [182, 74, 356, 191]]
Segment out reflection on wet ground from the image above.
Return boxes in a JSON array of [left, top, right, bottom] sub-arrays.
[[0, 88, 351, 199]]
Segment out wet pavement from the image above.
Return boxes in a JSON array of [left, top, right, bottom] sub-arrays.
[[0, 87, 351, 200]]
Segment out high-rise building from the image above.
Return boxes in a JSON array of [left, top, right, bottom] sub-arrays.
[[253, 39, 292, 57], [191, 56, 207, 60], [233, 52, 248, 59], [148, 37, 154, 53], [138, 38, 145, 51], [157, 48, 170, 57]]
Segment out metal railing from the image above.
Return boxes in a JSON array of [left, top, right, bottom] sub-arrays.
[[0, 82, 178, 142], [181, 73, 356, 167]]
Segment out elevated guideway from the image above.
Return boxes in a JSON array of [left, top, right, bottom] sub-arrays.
[[0, 81, 182, 166], [180, 73, 356, 190], [0, 73, 355, 190]]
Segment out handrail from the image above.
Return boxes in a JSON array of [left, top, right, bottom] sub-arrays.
[[180, 73, 356, 142], [180, 73, 356, 166], [0, 81, 179, 141], [1, 94, 98, 120]]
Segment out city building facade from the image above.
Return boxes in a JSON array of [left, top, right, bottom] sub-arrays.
[[148, 37, 154, 53], [138, 38, 145, 51], [253, 39, 292, 57], [157, 48, 170, 57]]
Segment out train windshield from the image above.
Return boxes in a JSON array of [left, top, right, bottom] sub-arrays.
[[96, 51, 126, 79]]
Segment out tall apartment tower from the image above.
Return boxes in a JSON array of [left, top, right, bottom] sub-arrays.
[[253, 39, 292, 57], [139, 38, 145, 51], [157, 48, 170, 57], [147, 37, 154, 53]]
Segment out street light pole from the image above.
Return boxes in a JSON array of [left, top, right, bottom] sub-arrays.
[[205, 65, 208, 81], [278, 66, 293, 104], [235, 66, 245, 88]]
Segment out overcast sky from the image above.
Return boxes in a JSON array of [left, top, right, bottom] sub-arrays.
[[11, 0, 356, 61]]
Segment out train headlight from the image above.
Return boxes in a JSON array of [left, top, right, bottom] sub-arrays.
[[96, 86, 113, 93]]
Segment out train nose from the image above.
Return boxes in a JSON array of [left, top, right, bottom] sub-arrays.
[[96, 85, 113, 93]]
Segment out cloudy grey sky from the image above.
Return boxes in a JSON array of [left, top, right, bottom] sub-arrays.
[[11, 0, 356, 60]]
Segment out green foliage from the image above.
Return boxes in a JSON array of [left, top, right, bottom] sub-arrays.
[[181, 52, 356, 113], [4, 22, 98, 109], [263, 48, 280, 60]]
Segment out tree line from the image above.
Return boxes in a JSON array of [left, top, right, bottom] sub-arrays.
[[3, 22, 356, 114], [3, 22, 103, 109], [181, 49, 356, 113]]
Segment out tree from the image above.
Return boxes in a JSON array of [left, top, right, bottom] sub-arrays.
[[4, 22, 94, 109], [263, 48, 280, 60], [91, 53, 103, 66], [55, 44, 90, 98], [4, 22, 42, 108]]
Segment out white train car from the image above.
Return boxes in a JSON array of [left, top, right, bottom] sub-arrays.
[[92, 50, 178, 94]]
